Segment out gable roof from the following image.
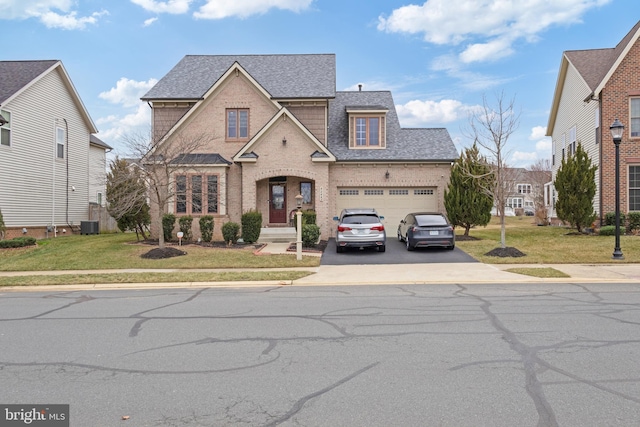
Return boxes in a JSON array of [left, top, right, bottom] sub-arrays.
[[328, 91, 458, 162], [142, 54, 336, 101], [90, 134, 113, 151], [0, 60, 98, 133], [547, 20, 640, 134]]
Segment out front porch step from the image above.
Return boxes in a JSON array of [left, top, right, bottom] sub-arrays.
[[258, 227, 297, 243]]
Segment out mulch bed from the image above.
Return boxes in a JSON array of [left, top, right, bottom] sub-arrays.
[[484, 247, 526, 258], [137, 240, 263, 259], [286, 240, 328, 253], [140, 247, 187, 259]]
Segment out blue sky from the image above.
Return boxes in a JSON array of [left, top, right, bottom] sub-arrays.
[[1, 0, 638, 167]]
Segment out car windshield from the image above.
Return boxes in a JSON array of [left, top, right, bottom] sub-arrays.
[[415, 215, 447, 226], [342, 215, 380, 225]]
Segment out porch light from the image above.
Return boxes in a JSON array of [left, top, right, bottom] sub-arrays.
[[610, 119, 624, 140], [282, 137, 287, 145], [385, 170, 390, 179], [295, 193, 303, 209]]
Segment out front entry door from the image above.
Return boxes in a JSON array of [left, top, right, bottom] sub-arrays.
[[269, 184, 287, 223]]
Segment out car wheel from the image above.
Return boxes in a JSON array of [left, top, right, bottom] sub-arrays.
[[397, 231, 402, 241], [406, 237, 414, 251], [378, 245, 386, 253]]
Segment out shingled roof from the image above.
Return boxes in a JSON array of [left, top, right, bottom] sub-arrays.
[[328, 91, 457, 162], [142, 54, 336, 101], [0, 60, 58, 105]]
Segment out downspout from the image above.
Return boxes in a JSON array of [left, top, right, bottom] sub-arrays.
[[64, 118, 71, 228], [598, 96, 603, 226]]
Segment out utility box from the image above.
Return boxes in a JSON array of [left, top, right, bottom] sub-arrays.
[[80, 221, 99, 235]]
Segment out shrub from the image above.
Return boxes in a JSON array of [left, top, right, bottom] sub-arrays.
[[0, 236, 36, 249], [199, 215, 214, 243], [222, 221, 240, 245], [627, 212, 640, 232], [598, 225, 616, 236], [162, 214, 176, 242], [302, 209, 316, 225], [0, 209, 5, 240], [301, 224, 321, 247], [178, 215, 193, 241], [604, 212, 626, 227], [241, 210, 262, 243]]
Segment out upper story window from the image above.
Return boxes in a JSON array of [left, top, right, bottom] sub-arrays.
[[347, 108, 387, 149], [630, 165, 640, 211], [227, 109, 249, 141], [0, 110, 10, 147], [568, 125, 577, 156], [56, 127, 65, 158], [631, 98, 640, 138], [517, 184, 532, 194]]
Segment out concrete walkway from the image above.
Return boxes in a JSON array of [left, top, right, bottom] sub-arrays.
[[1, 242, 640, 291]]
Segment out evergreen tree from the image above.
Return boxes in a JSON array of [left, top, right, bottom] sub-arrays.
[[554, 143, 597, 232], [106, 157, 151, 240], [444, 143, 494, 236], [0, 208, 5, 240]]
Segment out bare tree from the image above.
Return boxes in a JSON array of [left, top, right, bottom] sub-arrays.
[[527, 158, 552, 224], [121, 129, 214, 249], [464, 91, 520, 249]]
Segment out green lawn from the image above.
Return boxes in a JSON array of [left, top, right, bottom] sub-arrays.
[[456, 216, 640, 264]]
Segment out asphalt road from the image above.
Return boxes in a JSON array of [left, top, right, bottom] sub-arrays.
[[321, 236, 478, 265], [2, 283, 640, 426]]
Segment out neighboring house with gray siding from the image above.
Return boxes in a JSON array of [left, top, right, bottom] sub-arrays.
[[0, 60, 111, 239], [547, 20, 640, 223], [141, 54, 458, 240]]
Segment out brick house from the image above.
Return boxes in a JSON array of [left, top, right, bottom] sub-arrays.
[[141, 54, 457, 241], [547, 20, 640, 223]]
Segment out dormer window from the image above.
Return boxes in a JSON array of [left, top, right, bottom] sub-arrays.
[[347, 107, 387, 149]]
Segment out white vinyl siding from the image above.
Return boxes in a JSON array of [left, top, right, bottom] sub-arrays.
[[549, 64, 600, 214], [0, 66, 93, 228]]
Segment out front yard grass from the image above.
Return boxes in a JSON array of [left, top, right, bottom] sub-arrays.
[[456, 215, 640, 264]]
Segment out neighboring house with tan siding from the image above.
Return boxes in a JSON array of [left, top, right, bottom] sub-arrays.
[[547, 20, 640, 223], [0, 60, 111, 239], [141, 54, 458, 240]]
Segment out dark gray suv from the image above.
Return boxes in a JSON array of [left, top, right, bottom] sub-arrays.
[[333, 208, 386, 253]]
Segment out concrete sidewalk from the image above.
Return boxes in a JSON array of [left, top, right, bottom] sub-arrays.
[[1, 243, 639, 291]]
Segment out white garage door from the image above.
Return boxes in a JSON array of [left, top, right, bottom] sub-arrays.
[[336, 187, 438, 232]]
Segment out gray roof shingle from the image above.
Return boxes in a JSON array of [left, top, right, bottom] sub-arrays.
[[142, 54, 336, 100], [0, 60, 58, 105], [328, 91, 458, 162], [169, 153, 232, 165]]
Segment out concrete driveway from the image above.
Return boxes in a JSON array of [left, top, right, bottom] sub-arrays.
[[321, 237, 478, 265]]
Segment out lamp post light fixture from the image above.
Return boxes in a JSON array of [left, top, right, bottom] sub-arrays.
[[295, 193, 303, 260], [610, 118, 624, 260]]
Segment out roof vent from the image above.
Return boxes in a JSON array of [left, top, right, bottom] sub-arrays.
[[358, 84, 362, 92]]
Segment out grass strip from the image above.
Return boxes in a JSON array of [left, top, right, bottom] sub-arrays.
[[504, 267, 571, 278], [0, 271, 314, 287]]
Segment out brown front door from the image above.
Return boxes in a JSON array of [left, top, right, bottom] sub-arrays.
[[269, 184, 287, 223]]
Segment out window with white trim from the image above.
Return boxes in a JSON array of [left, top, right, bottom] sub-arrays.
[[507, 197, 523, 208], [568, 125, 577, 156], [339, 189, 359, 196], [390, 189, 409, 195], [176, 174, 219, 214], [517, 184, 532, 194], [631, 98, 640, 137], [0, 110, 10, 147], [629, 165, 640, 211], [364, 189, 384, 195], [56, 126, 65, 159]]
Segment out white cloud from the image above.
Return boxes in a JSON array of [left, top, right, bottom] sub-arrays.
[[99, 78, 158, 108], [0, 0, 107, 29], [130, 0, 192, 14], [536, 138, 552, 152], [529, 126, 548, 140], [96, 78, 158, 152], [194, 0, 313, 19], [396, 99, 479, 126], [378, 0, 612, 63], [143, 17, 158, 26]]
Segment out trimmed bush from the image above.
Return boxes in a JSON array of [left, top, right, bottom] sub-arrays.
[[628, 212, 640, 232], [241, 209, 262, 243], [604, 212, 626, 227], [598, 225, 616, 236], [162, 214, 176, 242], [0, 209, 5, 240], [178, 215, 193, 241], [0, 236, 36, 249], [301, 224, 321, 247], [222, 221, 240, 245], [199, 215, 214, 243], [302, 209, 316, 225]]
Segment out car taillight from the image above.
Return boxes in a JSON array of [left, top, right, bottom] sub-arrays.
[[338, 226, 351, 232], [371, 225, 385, 231]]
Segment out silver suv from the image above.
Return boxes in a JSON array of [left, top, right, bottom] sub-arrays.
[[333, 208, 386, 253]]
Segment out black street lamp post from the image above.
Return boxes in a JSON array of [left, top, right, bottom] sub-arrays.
[[610, 119, 624, 260]]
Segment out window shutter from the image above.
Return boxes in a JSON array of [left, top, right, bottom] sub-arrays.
[[349, 116, 355, 148], [380, 116, 386, 148]]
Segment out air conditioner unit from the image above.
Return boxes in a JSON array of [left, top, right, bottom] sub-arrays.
[[80, 221, 99, 235]]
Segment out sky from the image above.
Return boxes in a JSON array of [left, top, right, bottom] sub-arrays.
[[1, 0, 638, 167]]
